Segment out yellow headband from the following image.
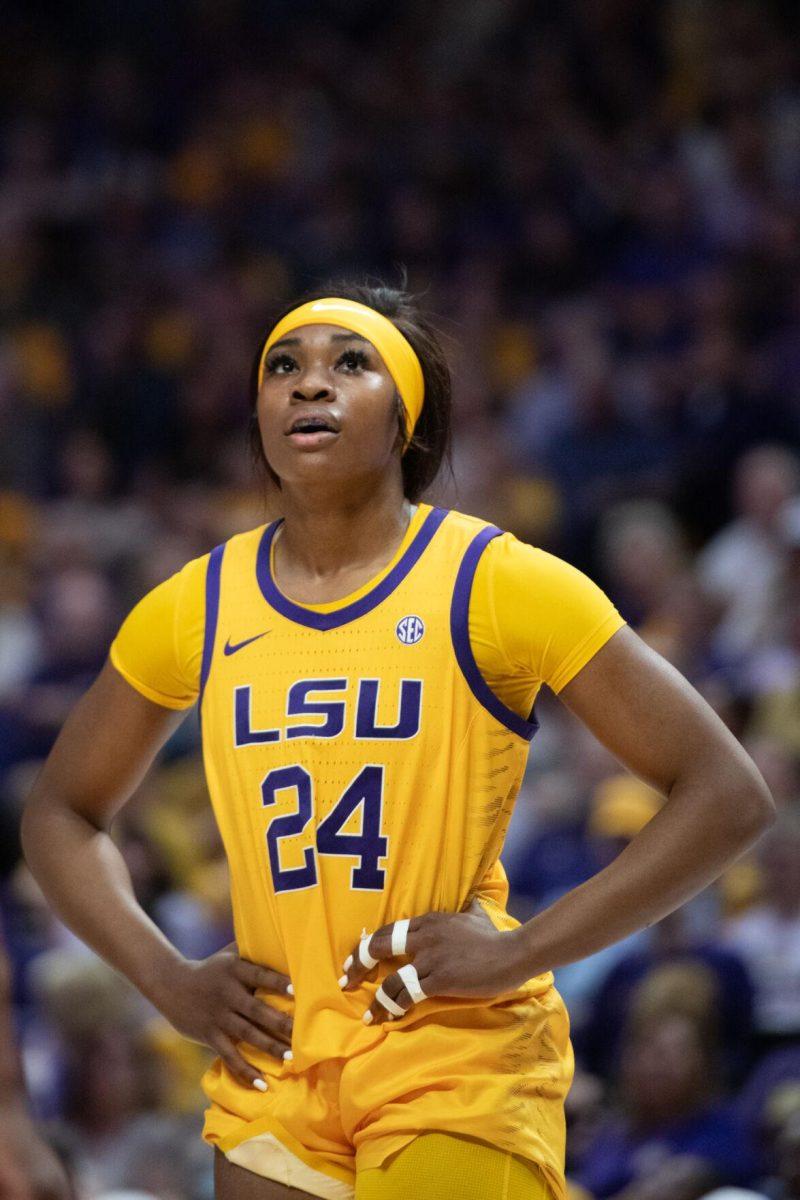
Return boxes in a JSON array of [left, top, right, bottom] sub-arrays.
[[257, 297, 425, 442]]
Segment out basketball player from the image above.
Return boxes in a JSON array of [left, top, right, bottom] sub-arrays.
[[22, 285, 774, 1200]]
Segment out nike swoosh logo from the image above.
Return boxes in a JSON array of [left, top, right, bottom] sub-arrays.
[[223, 632, 270, 656]]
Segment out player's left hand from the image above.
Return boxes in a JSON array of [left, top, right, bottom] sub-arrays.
[[339, 899, 528, 1023]]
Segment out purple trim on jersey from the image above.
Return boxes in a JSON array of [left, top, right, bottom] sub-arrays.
[[255, 506, 449, 631], [450, 526, 539, 742], [199, 543, 225, 708]]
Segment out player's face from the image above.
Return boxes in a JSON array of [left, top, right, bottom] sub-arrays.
[[257, 324, 403, 490]]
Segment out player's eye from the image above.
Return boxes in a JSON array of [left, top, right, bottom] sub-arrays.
[[337, 348, 369, 372], [265, 352, 297, 375]]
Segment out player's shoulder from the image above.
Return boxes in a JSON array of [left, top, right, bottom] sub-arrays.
[[158, 524, 267, 610], [438, 505, 508, 546], [441, 510, 606, 602], [215, 521, 269, 554], [438, 510, 556, 596], [163, 547, 213, 608], [440, 507, 541, 567], [195, 522, 270, 570]]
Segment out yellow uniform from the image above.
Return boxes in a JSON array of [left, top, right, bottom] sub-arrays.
[[111, 502, 625, 1200]]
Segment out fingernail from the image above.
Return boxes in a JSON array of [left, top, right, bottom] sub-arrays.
[[338, 974, 348, 988], [283, 1049, 293, 1062], [253, 1078, 268, 1092], [286, 983, 294, 996], [362, 1010, 373, 1024], [343, 955, 353, 971]]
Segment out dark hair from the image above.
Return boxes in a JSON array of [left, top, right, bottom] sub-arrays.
[[248, 280, 452, 503]]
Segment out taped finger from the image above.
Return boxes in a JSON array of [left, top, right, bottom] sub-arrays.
[[397, 962, 428, 1003], [390, 918, 410, 957], [374, 984, 407, 1018], [358, 934, 379, 970]]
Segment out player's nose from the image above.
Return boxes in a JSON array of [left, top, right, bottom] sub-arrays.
[[291, 382, 335, 402], [290, 357, 338, 403]]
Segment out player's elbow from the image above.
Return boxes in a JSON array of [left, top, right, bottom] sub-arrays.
[[720, 760, 777, 850], [22, 780, 91, 877]]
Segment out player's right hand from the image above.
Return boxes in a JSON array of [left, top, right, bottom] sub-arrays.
[[155, 947, 293, 1091]]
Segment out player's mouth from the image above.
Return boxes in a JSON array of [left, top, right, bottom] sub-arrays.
[[285, 411, 341, 450]]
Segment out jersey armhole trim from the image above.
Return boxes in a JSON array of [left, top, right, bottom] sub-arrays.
[[450, 525, 539, 742], [199, 543, 225, 709]]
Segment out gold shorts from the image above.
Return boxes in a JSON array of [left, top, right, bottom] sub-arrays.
[[203, 986, 573, 1200]]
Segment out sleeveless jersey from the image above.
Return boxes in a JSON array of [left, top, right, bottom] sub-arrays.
[[199, 505, 550, 1073]]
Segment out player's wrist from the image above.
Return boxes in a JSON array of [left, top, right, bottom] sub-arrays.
[[137, 944, 189, 1012], [507, 922, 548, 986]]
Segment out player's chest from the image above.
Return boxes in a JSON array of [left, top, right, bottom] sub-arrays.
[[207, 598, 459, 752]]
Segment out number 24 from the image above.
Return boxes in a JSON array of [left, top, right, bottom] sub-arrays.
[[261, 764, 388, 893]]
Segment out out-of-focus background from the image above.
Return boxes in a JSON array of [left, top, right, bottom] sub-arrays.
[[2, 1, 800, 1197]]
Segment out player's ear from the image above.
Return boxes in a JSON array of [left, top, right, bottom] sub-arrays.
[[393, 393, 406, 453]]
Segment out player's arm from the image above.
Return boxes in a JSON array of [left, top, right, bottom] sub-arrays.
[[22, 662, 189, 1000], [22, 631, 292, 1088], [510, 624, 774, 972], [341, 546, 775, 1016], [344, 626, 773, 1012]]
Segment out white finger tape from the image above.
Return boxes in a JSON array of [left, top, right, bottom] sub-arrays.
[[391, 918, 410, 957], [397, 963, 428, 1004], [358, 935, 379, 970], [375, 984, 406, 1018]]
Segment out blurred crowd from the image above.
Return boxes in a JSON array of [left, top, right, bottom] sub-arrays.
[[2, 0, 800, 1197]]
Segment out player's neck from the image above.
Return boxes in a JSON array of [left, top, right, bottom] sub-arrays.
[[276, 478, 414, 587]]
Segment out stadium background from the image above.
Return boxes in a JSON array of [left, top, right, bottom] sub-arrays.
[[2, 1, 800, 1197]]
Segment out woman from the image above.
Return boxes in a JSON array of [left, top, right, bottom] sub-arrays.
[[22, 283, 774, 1200], [575, 999, 759, 1198]]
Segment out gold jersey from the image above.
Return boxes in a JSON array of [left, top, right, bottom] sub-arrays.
[[198, 505, 541, 1069]]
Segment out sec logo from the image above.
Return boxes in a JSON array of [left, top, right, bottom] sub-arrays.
[[396, 615, 425, 645]]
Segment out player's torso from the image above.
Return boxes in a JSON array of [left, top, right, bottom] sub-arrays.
[[199, 505, 536, 1063]]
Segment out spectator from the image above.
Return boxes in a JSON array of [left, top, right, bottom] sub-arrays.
[[582, 906, 755, 1086], [597, 501, 689, 629], [769, 1109, 800, 1200], [697, 447, 800, 666], [574, 970, 760, 1200], [723, 812, 800, 1052]]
